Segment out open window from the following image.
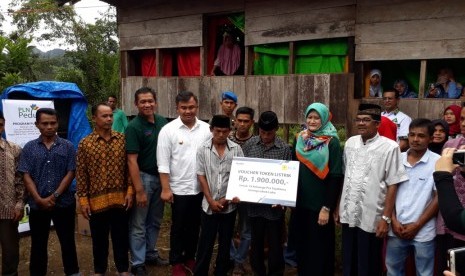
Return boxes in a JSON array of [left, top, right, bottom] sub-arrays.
[[207, 13, 245, 76], [253, 38, 349, 75]]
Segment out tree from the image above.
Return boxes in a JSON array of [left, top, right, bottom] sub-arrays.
[[0, 35, 37, 92], [8, 0, 119, 105]]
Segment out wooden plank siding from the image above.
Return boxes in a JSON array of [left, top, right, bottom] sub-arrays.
[[245, 0, 356, 45], [355, 0, 465, 60], [120, 74, 353, 127], [119, 15, 203, 50]]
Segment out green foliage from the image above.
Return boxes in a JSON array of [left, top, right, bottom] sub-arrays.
[[0, 35, 36, 92], [7, 1, 120, 106], [9, 0, 78, 44]]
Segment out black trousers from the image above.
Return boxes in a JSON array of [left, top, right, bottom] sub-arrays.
[[250, 216, 285, 276], [342, 224, 383, 276], [295, 208, 335, 276], [89, 208, 129, 273], [0, 219, 20, 276], [29, 204, 79, 276], [194, 210, 236, 276], [169, 193, 203, 264]]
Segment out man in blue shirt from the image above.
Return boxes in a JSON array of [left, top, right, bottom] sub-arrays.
[[18, 108, 80, 276], [386, 118, 440, 276]]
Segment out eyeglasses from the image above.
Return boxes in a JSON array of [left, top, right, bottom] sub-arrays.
[[382, 97, 396, 101], [354, 118, 377, 124]]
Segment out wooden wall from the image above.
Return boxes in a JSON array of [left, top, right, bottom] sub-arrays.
[[116, 0, 356, 50], [117, 1, 244, 51], [121, 74, 353, 126], [245, 0, 356, 45], [355, 0, 465, 60]]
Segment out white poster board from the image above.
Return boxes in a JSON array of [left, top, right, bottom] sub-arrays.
[[2, 99, 55, 233], [2, 99, 54, 148], [226, 157, 299, 207]]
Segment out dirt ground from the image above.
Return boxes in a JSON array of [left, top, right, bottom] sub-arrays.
[[13, 218, 302, 276]]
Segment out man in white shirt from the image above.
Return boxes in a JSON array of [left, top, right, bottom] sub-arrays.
[[386, 118, 439, 276], [338, 103, 408, 276], [157, 91, 211, 276], [381, 89, 412, 152]]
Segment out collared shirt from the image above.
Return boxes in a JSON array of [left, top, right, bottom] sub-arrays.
[[157, 117, 211, 195], [381, 109, 412, 140], [125, 113, 167, 175], [242, 135, 292, 220], [339, 133, 409, 233], [197, 138, 244, 214], [76, 130, 133, 213], [0, 138, 23, 219], [388, 149, 439, 242], [18, 136, 76, 209], [112, 108, 128, 133], [228, 131, 255, 147]]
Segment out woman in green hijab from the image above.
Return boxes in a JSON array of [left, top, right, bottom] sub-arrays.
[[294, 102, 344, 275]]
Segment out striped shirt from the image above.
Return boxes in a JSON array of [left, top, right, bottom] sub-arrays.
[[242, 136, 292, 220], [197, 138, 244, 214]]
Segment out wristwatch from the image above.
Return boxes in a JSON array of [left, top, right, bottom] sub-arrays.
[[381, 215, 391, 224], [53, 191, 60, 198], [322, 206, 330, 212]]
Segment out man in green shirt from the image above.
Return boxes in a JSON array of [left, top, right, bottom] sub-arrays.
[[108, 95, 128, 133], [125, 87, 168, 276]]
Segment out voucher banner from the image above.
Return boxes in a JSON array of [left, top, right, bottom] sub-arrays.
[[226, 157, 299, 207]]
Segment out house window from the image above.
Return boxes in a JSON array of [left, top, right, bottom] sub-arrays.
[[207, 13, 245, 76]]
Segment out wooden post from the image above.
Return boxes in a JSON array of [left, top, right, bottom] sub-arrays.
[[419, 60, 427, 99], [155, 49, 162, 77], [288, 42, 295, 74], [244, 46, 254, 76]]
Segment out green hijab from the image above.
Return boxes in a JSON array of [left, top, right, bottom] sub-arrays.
[[296, 103, 338, 179]]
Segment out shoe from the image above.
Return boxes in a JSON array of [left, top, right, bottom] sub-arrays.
[[232, 263, 245, 276], [183, 259, 195, 274], [146, 255, 169, 266], [172, 263, 187, 276], [131, 265, 147, 276]]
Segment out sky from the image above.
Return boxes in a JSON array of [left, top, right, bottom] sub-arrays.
[[0, 0, 112, 51]]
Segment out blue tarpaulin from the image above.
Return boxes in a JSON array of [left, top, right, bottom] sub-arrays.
[[0, 81, 91, 149]]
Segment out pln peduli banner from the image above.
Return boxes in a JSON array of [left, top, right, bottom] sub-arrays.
[[2, 99, 54, 148]]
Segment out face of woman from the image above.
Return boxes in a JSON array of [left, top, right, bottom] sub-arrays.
[[370, 74, 380, 86], [444, 109, 456, 124], [433, 124, 447, 143], [394, 82, 406, 94], [306, 110, 322, 132]]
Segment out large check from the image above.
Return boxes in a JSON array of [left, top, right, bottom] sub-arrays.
[[225, 157, 300, 207]]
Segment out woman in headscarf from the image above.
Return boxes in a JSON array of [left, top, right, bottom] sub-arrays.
[[444, 105, 461, 138], [393, 79, 417, 98], [293, 103, 343, 276], [429, 119, 449, 155], [369, 69, 383, 98]]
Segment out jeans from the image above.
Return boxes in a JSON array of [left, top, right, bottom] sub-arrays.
[[230, 203, 251, 264], [0, 219, 19, 276], [89, 208, 129, 273], [195, 210, 236, 276], [386, 236, 435, 276], [29, 204, 79, 276], [129, 172, 164, 267]]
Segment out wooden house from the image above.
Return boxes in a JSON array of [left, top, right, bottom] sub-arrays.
[[68, 0, 465, 135]]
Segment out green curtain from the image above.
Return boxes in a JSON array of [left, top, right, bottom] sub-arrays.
[[228, 13, 245, 33], [253, 38, 348, 75]]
